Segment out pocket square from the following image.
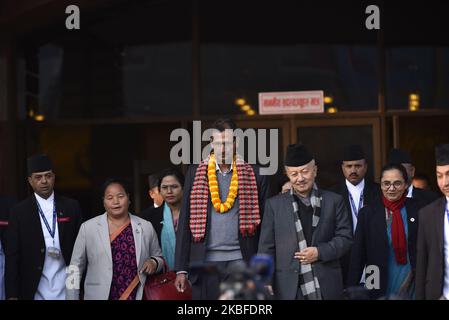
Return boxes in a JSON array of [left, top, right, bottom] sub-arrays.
[[0, 220, 8, 226], [57, 217, 71, 223]]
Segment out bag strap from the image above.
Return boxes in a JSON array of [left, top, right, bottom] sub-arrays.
[[119, 275, 140, 300], [157, 256, 169, 273], [109, 221, 130, 242], [120, 257, 168, 300]]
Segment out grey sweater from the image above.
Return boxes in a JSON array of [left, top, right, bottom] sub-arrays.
[[205, 169, 243, 262]]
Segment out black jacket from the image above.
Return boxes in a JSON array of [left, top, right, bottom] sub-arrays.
[[141, 204, 164, 244], [416, 197, 447, 300], [5, 194, 82, 299], [347, 198, 420, 299], [411, 187, 439, 209], [329, 179, 381, 231], [329, 179, 381, 287], [0, 195, 17, 248]]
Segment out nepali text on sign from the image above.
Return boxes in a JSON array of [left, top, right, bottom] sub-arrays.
[[258, 91, 324, 115]]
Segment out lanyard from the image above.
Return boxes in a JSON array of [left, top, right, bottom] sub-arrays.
[[446, 200, 449, 222], [36, 198, 56, 240], [349, 192, 364, 217]]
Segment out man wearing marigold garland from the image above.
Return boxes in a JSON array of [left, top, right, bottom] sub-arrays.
[[174, 118, 270, 299]]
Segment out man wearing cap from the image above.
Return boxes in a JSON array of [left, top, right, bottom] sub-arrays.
[[330, 145, 381, 288], [416, 144, 449, 300], [5, 154, 82, 300], [258, 144, 352, 300], [389, 148, 439, 207]]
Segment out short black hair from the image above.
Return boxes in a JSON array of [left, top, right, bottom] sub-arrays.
[[102, 178, 131, 197], [380, 163, 409, 183], [413, 173, 430, 183], [148, 173, 160, 189], [210, 118, 237, 132], [158, 167, 185, 190]]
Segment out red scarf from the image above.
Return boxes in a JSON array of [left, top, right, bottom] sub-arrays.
[[382, 193, 408, 265], [189, 155, 260, 243]]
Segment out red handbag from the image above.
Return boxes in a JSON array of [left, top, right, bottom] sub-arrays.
[[143, 260, 192, 300]]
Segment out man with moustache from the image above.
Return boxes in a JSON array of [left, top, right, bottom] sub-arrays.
[[416, 144, 449, 299], [5, 154, 82, 300], [330, 145, 381, 288]]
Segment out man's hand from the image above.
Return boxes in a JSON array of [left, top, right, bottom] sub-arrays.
[[174, 273, 187, 293], [294, 247, 319, 265]]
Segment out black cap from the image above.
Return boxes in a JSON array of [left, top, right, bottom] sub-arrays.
[[343, 145, 365, 161], [27, 154, 53, 176], [284, 144, 314, 167], [389, 148, 412, 164], [435, 144, 449, 166]]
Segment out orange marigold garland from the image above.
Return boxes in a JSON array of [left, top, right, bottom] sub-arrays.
[[207, 154, 238, 213]]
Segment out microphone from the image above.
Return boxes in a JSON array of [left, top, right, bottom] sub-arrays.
[[249, 254, 274, 285]]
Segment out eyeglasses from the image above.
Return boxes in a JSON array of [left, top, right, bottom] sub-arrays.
[[381, 181, 405, 190]]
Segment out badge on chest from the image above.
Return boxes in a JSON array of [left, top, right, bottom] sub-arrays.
[[47, 246, 61, 258]]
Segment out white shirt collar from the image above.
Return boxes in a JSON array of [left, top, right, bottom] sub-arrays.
[[406, 185, 414, 198], [345, 178, 365, 195], [216, 161, 233, 174], [34, 192, 55, 205], [446, 197, 449, 210]]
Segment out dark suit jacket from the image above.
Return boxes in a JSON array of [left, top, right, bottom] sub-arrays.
[[0, 196, 17, 248], [416, 197, 447, 300], [412, 187, 439, 208], [329, 179, 381, 231], [5, 194, 83, 299], [258, 190, 353, 300], [329, 179, 381, 287], [347, 198, 420, 299], [141, 204, 164, 244], [174, 164, 270, 284]]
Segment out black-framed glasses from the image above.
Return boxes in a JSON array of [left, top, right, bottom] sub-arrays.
[[381, 180, 405, 190]]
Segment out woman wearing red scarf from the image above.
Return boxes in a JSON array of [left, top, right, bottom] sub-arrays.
[[348, 164, 420, 299]]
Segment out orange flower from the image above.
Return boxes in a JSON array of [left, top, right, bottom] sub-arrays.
[[207, 154, 238, 214]]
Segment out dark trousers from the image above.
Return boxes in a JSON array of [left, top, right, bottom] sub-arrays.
[[192, 259, 244, 300]]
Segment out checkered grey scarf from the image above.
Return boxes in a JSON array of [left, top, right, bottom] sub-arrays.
[[290, 183, 322, 300]]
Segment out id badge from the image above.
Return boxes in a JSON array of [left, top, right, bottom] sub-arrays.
[[47, 246, 61, 258]]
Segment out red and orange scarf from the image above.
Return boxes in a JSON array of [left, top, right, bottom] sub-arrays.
[[189, 155, 260, 242]]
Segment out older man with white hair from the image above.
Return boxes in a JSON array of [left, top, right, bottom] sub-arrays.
[[258, 143, 352, 300]]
